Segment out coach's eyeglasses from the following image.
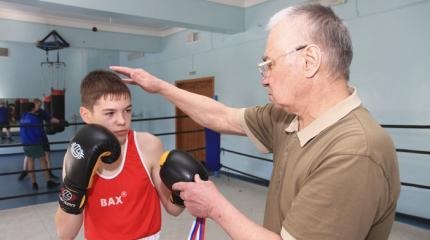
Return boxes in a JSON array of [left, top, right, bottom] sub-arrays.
[[257, 45, 307, 78]]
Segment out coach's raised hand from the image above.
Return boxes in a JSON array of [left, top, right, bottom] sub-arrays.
[[110, 66, 166, 94]]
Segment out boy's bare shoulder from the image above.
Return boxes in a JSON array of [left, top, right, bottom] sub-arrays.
[[134, 131, 162, 151]]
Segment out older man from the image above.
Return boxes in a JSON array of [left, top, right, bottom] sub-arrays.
[[112, 3, 400, 240]]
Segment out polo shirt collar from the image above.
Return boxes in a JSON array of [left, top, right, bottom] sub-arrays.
[[285, 87, 361, 147]]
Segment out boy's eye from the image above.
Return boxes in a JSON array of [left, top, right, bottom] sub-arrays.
[[105, 112, 114, 116], [125, 109, 132, 113]]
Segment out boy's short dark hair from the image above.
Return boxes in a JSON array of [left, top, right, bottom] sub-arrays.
[[22, 102, 35, 113], [33, 98, 42, 104], [80, 70, 131, 109]]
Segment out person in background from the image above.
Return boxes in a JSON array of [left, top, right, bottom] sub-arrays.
[[0, 101, 13, 143], [19, 102, 60, 190], [18, 98, 60, 180]]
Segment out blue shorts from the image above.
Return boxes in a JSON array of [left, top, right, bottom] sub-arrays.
[[23, 145, 45, 158]]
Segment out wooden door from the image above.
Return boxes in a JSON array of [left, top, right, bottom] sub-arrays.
[[176, 77, 214, 162]]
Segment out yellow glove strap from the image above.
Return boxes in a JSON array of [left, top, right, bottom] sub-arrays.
[[159, 151, 170, 166]]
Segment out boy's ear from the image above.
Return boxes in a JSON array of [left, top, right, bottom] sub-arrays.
[[79, 106, 92, 123]]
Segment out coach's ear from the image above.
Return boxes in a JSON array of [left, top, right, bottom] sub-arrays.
[[303, 44, 321, 78]]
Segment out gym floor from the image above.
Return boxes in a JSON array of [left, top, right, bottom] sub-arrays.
[[0, 148, 63, 211], [1, 135, 430, 240], [1, 172, 430, 239]]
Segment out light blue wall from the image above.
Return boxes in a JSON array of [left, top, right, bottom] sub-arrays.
[[119, 0, 430, 218], [346, 0, 430, 218]]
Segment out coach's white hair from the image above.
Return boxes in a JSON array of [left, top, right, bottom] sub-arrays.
[[266, 4, 353, 80], [266, 7, 296, 31]]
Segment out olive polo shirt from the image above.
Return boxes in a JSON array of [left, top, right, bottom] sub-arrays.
[[240, 88, 400, 240]]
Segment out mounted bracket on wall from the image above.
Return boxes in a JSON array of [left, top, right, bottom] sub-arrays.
[[36, 30, 69, 121], [37, 30, 69, 66], [36, 30, 70, 52]]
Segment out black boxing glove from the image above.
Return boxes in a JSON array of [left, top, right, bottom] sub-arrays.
[[159, 150, 208, 207], [58, 124, 121, 214]]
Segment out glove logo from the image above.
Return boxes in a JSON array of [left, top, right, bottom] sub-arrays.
[[62, 189, 73, 201], [71, 142, 84, 159]]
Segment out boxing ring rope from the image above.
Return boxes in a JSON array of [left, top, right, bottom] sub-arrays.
[[395, 149, 430, 155], [0, 129, 205, 149], [3, 115, 190, 129], [220, 164, 269, 185], [0, 167, 63, 177], [0, 140, 205, 201], [219, 122, 430, 190], [381, 124, 430, 129], [219, 147, 430, 189], [7, 119, 430, 130], [0, 147, 207, 178], [219, 146, 430, 224], [219, 147, 430, 190], [1, 119, 429, 225], [217, 123, 430, 224], [0, 115, 206, 201], [220, 148, 272, 163]]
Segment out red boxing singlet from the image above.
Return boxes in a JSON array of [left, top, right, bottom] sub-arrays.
[[84, 131, 161, 240]]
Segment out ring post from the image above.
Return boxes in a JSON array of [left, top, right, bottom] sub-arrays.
[[205, 128, 221, 177]]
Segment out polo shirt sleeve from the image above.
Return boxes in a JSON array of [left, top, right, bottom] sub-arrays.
[[283, 154, 389, 240], [240, 104, 276, 153]]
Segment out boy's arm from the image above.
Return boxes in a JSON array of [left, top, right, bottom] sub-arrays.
[[55, 156, 83, 240], [55, 124, 121, 239], [138, 132, 184, 216], [153, 163, 184, 216], [55, 209, 83, 240]]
